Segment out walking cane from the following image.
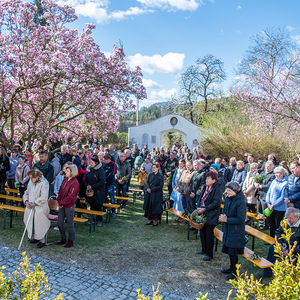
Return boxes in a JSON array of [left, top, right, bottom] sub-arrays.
[[18, 208, 33, 251]]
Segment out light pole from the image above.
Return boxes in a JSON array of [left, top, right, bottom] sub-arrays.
[[136, 98, 139, 126]]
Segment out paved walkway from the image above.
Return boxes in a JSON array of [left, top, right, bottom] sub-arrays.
[[0, 245, 190, 300]]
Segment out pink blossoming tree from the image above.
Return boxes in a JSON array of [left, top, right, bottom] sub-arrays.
[[0, 0, 146, 148], [231, 27, 300, 143]]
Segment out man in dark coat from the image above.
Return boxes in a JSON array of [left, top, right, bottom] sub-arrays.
[[124, 149, 134, 188], [85, 157, 105, 226], [59, 145, 72, 167], [284, 161, 300, 209], [131, 144, 140, 160], [164, 151, 179, 197], [190, 160, 207, 204], [244, 154, 255, 173], [228, 157, 237, 181], [115, 153, 131, 210], [260, 207, 300, 278], [255, 161, 275, 229], [215, 158, 230, 183], [103, 154, 117, 217], [196, 171, 222, 261], [34, 150, 54, 196]]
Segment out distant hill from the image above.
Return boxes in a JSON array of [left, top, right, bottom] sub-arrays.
[[152, 101, 168, 109], [118, 102, 171, 132]]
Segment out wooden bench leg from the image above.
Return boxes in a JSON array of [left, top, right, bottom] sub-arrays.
[[106, 208, 109, 224], [187, 222, 190, 240], [215, 238, 218, 252], [3, 210, 7, 229], [252, 236, 255, 251], [10, 210, 13, 228], [133, 193, 136, 204], [166, 210, 168, 224], [89, 215, 93, 233]]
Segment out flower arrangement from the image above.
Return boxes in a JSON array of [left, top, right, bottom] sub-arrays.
[[178, 183, 191, 195], [190, 210, 207, 229], [254, 174, 267, 183]]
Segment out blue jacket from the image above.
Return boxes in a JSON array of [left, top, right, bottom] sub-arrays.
[[222, 191, 247, 249], [7, 157, 19, 179], [104, 161, 117, 186], [284, 175, 300, 209], [266, 176, 288, 211]]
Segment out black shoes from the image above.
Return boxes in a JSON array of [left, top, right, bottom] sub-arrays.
[[226, 273, 236, 280], [202, 255, 212, 261], [36, 241, 45, 248], [146, 221, 153, 225], [29, 239, 39, 243], [197, 250, 205, 255], [221, 268, 232, 274]]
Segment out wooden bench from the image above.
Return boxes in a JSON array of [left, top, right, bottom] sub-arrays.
[[128, 188, 144, 204], [0, 194, 23, 203], [0, 203, 88, 229], [74, 208, 106, 233], [245, 225, 275, 251], [214, 228, 273, 278], [5, 188, 20, 194], [165, 208, 193, 240], [0, 204, 25, 229], [80, 199, 120, 223], [246, 212, 266, 226]]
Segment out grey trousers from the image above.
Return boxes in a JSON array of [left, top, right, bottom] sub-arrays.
[[58, 205, 75, 241]]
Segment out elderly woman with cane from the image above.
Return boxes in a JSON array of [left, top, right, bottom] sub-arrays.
[[23, 169, 50, 248]]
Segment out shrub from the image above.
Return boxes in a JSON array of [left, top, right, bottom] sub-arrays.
[[0, 252, 63, 299], [138, 219, 300, 299]]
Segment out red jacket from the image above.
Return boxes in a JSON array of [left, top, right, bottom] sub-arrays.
[[57, 177, 79, 209]]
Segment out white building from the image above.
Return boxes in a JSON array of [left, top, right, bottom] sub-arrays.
[[128, 114, 201, 149]]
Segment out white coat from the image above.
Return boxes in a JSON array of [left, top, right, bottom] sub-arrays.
[[242, 171, 258, 204], [23, 176, 50, 240]]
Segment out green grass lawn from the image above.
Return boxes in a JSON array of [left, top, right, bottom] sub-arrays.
[[0, 177, 273, 299]]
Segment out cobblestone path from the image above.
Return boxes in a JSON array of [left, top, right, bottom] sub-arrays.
[[0, 245, 191, 300]]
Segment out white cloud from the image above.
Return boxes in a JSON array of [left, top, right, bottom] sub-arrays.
[[56, 0, 153, 23], [236, 30, 242, 34], [237, 5, 241, 9], [142, 79, 161, 89], [286, 25, 295, 32], [292, 35, 300, 46], [136, 0, 201, 11], [127, 52, 185, 74], [220, 29, 224, 35], [150, 88, 177, 100]]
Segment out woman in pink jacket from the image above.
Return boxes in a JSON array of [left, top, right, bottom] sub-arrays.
[[56, 164, 79, 248]]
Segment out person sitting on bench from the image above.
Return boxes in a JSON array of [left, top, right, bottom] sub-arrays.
[[258, 207, 300, 278]]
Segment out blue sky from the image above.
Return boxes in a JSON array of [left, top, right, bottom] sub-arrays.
[[56, 0, 300, 108]]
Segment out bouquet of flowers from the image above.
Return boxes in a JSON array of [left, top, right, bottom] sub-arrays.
[[142, 178, 149, 189], [178, 183, 191, 195], [254, 174, 267, 183]]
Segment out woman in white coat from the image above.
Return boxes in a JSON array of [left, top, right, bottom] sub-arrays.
[[23, 169, 50, 248], [242, 162, 259, 221]]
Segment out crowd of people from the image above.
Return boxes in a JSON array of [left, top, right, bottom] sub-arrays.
[[1, 139, 299, 279]]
